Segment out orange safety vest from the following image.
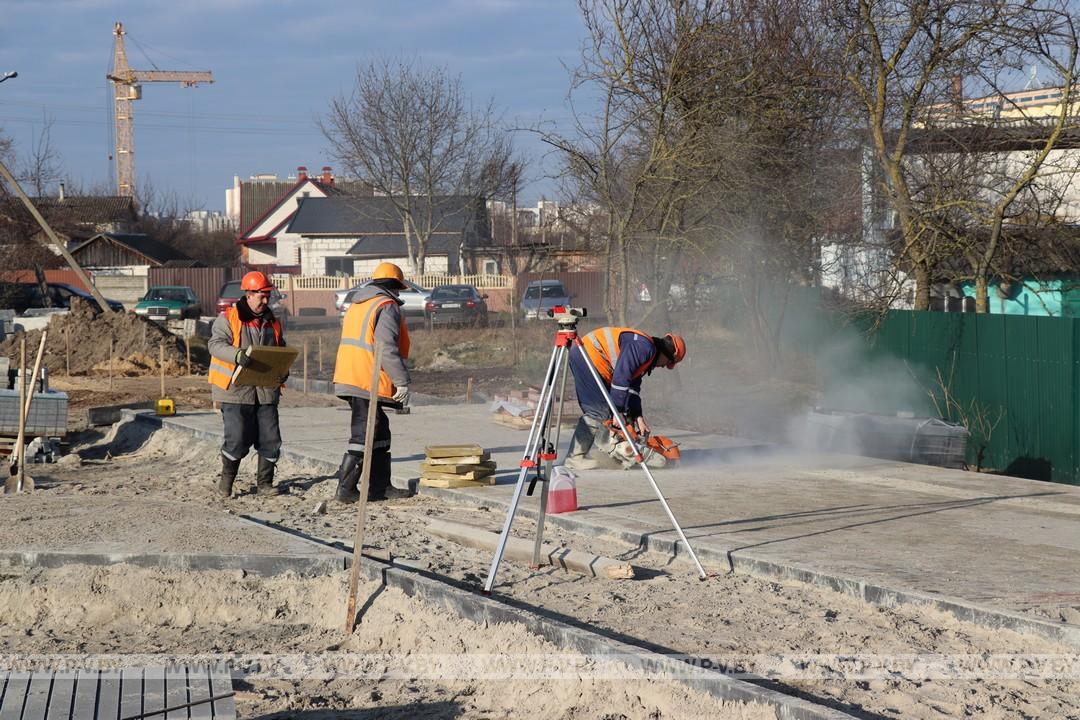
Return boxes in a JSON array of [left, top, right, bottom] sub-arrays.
[[207, 306, 283, 390], [333, 295, 411, 399], [581, 326, 652, 385]]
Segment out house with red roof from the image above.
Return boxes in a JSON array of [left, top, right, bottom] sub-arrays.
[[235, 166, 371, 270]]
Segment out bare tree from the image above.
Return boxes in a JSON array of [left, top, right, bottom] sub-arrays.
[[831, 0, 1080, 310], [17, 114, 62, 196], [540, 0, 734, 323], [321, 57, 515, 274]]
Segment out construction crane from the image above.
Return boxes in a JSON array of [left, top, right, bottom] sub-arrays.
[[107, 22, 213, 197]]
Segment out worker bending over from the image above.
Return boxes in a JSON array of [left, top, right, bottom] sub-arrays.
[[566, 327, 686, 470], [208, 271, 287, 497], [333, 262, 413, 503]]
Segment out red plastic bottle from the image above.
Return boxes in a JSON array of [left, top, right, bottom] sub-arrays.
[[547, 467, 578, 514]]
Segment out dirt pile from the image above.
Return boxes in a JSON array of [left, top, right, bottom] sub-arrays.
[[0, 299, 202, 376]]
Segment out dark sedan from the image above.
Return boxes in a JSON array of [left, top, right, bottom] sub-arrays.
[[0, 282, 124, 314], [424, 284, 489, 328]]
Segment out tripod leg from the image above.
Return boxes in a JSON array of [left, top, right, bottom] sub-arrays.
[[483, 344, 563, 593], [573, 338, 709, 580], [532, 343, 570, 567]]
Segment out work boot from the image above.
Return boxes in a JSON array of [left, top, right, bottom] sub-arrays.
[[334, 453, 362, 504], [218, 455, 241, 498], [565, 415, 603, 470], [255, 456, 279, 494], [369, 484, 415, 502]]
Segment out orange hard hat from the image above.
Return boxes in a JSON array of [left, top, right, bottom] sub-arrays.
[[371, 262, 407, 289], [664, 333, 686, 367], [241, 271, 274, 292]]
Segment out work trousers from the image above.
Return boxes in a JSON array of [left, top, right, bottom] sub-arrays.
[[346, 396, 392, 497], [221, 402, 281, 463]]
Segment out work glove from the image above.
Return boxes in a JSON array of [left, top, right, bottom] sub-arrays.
[[234, 349, 252, 367], [392, 385, 410, 405]]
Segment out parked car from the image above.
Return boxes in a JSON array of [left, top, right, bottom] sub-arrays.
[[134, 286, 201, 322], [521, 279, 572, 320], [214, 280, 288, 317], [337, 278, 430, 320], [0, 281, 124, 314], [424, 284, 489, 327]]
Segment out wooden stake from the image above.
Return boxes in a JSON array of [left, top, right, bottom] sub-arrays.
[[466, 377, 474, 404], [64, 325, 70, 376], [109, 338, 114, 390], [159, 342, 166, 399], [345, 340, 384, 633], [186, 338, 192, 376], [6, 337, 27, 494], [303, 338, 309, 394], [14, 331, 48, 493]]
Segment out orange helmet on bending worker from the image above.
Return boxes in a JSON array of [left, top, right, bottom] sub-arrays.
[[371, 261, 408, 290], [663, 333, 686, 368], [241, 271, 275, 292]]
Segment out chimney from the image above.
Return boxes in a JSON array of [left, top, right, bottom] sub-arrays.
[[297, 166, 308, 181], [321, 166, 333, 185], [951, 75, 964, 114], [58, 182, 65, 201]]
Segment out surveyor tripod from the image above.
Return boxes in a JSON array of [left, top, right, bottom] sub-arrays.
[[482, 307, 708, 594]]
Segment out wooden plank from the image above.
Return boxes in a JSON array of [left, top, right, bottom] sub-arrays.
[[423, 453, 490, 465], [45, 673, 76, 720], [419, 476, 489, 489], [142, 666, 165, 720], [164, 666, 187, 720], [209, 664, 235, 719], [21, 672, 52, 720], [186, 666, 212, 720], [427, 518, 636, 579], [419, 466, 495, 482], [119, 668, 143, 720], [419, 460, 496, 474], [70, 670, 99, 720], [0, 673, 30, 720], [423, 444, 483, 458], [97, 670, 121, 720]]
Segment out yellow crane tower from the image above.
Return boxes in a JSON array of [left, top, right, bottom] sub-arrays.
[[107, 22, 213, 197]]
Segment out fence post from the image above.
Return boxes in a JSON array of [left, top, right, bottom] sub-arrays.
[[288, 273, 296, 316]]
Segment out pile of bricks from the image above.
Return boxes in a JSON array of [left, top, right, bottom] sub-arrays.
[[490, 386, 577, 430]]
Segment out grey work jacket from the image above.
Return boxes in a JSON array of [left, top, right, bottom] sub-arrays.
[[208, 304, 286, 405]]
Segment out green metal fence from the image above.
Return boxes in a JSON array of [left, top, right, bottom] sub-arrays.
[[811, 308, 1078, 485], [708, 283, 1079, 483]]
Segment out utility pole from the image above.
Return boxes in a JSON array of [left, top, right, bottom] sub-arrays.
[[107, 22, 213, 197], [0, 160, 117, 314]]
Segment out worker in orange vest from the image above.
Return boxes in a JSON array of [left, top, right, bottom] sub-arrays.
[[207, 270, 286, 497], [565, 328, 686, 470], [332, 262, 414, 503]]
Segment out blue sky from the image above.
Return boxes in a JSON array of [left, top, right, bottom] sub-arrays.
[[0, 0, 586, 213]]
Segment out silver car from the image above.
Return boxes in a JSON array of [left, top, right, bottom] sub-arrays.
[[337, 279, 430, 320]]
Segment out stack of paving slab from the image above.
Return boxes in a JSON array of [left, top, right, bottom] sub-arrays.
[[420, 444, 497, 488]]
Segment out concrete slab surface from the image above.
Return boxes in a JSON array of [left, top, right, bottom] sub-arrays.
[[139, 404, 1080, 644], [0, 494, 344, 576]]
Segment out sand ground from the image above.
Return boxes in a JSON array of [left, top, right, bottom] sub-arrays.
[[5, 422, 1079, 719]]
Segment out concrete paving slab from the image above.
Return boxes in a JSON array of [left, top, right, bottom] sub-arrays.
[[133, 405, 1080, 647]]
